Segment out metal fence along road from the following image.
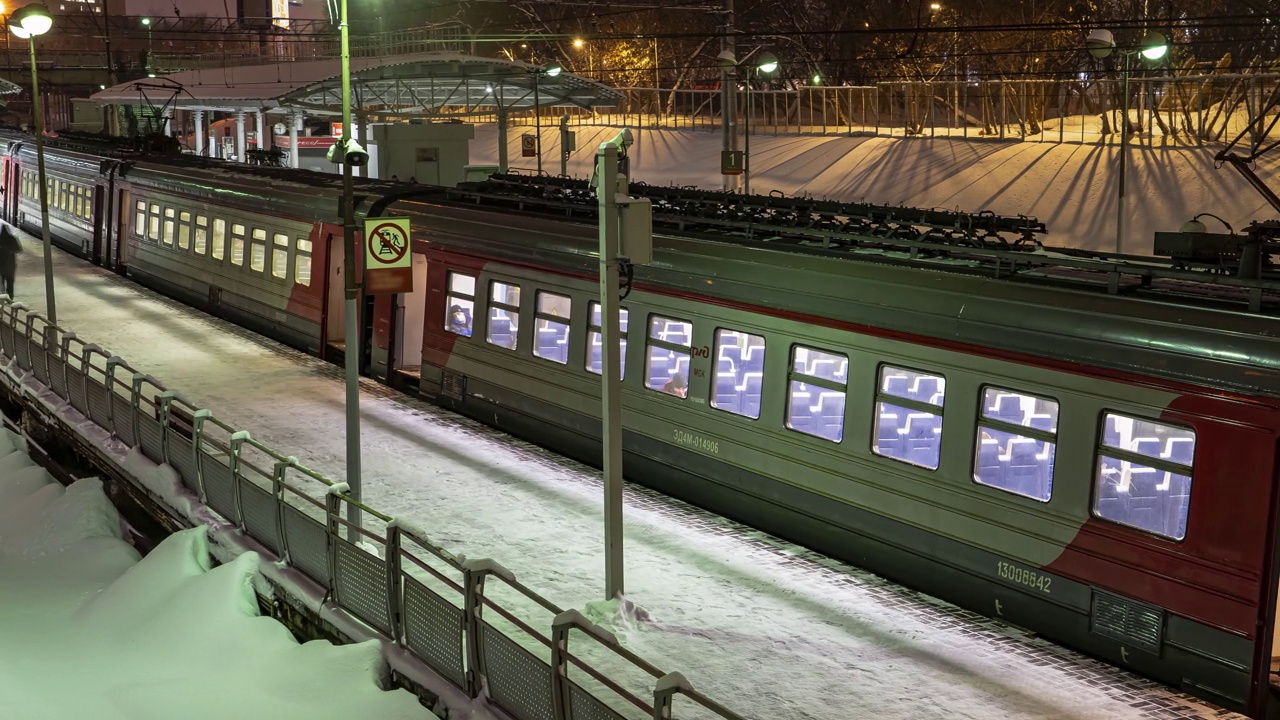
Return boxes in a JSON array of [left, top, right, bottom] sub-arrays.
[[0, 298, 744, 720]]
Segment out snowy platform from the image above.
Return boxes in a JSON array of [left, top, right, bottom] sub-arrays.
[[7, 235, 1249, 720]]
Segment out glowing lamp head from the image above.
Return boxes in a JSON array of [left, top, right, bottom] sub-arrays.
[[544, 62, 562, 77], [10, 3, 52, 39], [756, 52, 779, 74], [573, 38, 584, 48], [1140, 31, 1168, 60], [1085, 28, 1116, 59], [141, 16, 151, 26]]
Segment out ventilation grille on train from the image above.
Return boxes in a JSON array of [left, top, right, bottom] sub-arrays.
[[441, 371, 465, 401], [1090, 589, 1164, 654]]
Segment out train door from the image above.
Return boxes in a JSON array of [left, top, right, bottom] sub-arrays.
[[395, 253, 429, 381], [1257, 444, 1280, 718], [324, 232, 346, 361], [113, 189, 131, 270], [90, 185, 104, 265]]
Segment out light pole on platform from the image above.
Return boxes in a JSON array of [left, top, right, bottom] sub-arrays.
[[531, 61, 562, 175], [327, 0, 371, 537], [718, 50, 778, 197], [1085, 29, 1168, 255], [10, 3, 57, 325]]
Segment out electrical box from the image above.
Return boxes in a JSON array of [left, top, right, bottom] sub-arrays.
[[1153, 231, 1239, 261], [618, 196, 653, 265]]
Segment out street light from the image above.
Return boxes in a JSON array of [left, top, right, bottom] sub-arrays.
[[530, 61, 561, 175], [744, 51, 778, 196], [1086, 28, 1168, 254], [10, 2, 57, 325], [141, 17, 153, 75]]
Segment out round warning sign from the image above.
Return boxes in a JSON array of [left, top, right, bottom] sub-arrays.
[[367, 221, 409, 266]]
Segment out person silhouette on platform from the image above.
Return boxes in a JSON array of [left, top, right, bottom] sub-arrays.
[[0, 221, 22, 298]]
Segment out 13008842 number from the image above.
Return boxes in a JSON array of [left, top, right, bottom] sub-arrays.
[[996, 561, 1052, 594]]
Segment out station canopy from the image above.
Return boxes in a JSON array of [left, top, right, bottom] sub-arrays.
[[89, 52, 623, 117]]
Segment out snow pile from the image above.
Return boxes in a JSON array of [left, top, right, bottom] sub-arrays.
[[0, 429, 430, 720]]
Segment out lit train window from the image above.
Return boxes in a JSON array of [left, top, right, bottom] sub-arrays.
[[586, 301, 628, 379], [872, 364, 946, 470], [249, 229, 267, 272], [178, 211, 192, 250], [74, 188, 82, 217], [134, 200, 146, 237], [162, 208, 175, 246], [712, 329, 767, 420], [486, 281, 521, 350], [533, 291, 571, 365], [1093, 413, 1195, 541], [148, 204, 161, 241], [294, 239, 312, 287], [271, 233, 289, 279], [445, 272, 475, 337], [785, 345, 847, 440], [972, 387, 1059, 502], [230, 224, 245, 266], [211, 219, 227, 260], [645, 314, 692, 398], [193, 216, 208, 254]]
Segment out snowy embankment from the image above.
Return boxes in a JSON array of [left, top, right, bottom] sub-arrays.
[[472, 123, 1277, 255], [0, 428, 429, 720]]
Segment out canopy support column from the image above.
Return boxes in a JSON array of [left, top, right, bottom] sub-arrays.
[[289, 112, 301, 168], [255, 110, 265, 160], [497, 110, 509, 173], [234, 111, 246, 162], [193, 110, 205, 156]]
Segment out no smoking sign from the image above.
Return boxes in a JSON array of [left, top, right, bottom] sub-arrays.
[[362, 216, 414, 295]]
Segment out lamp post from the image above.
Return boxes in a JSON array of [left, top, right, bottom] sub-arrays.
[[743, 51, 777, 196], [10, 3, 56, 325], [141, 17, 153, 76], [1086, 29, 1168, 254], [531, 61, 561, 175]]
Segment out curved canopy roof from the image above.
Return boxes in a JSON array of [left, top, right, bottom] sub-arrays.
[[0, 79, 21, 96], [89, 52, 622, 117]]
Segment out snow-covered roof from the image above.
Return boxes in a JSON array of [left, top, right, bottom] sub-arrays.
[[0, 78, 20, 95], [87, 52, 623, 117]]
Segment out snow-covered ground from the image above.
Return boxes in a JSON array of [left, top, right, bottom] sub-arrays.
[[470, 123, 1278, 256], [5, 233, 1244, 719], [0, 428, 430, 720]]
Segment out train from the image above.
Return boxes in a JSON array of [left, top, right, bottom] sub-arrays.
[[3, 130, 1280, 717]]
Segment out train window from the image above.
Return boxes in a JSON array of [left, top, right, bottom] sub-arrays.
[[785, 345, 847, 440], [712, 330, 767, 420], [134, 200, 146, 237], [973, 387, 1059, 502], [872, 365, 946, 470], [193, 216, 208, 254], [74, 188, 82, 217], [533, 292, 571, 365], [586, 302, 628, 379], [211, 219, 227, 260], [148, 204, 161, 241], [249, 229, 267, 273], [230, 224, 245, 266], [162, 208, 176, 246], [178, 211, 192, 250], [294, 239, 312, 287], [1094, 413, 1196, 541], [271, 233, 289, 279], [645, 314, 692, 398], [445, 272, 475, 337], [486, 281, 521, 350]]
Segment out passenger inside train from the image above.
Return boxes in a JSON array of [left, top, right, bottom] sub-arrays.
[[663, 372, 689, 398], [448, 304, 472, 336]]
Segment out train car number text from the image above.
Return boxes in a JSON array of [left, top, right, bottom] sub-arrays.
[[997, 561, 1052, 594], [673, 429, 720, 455]]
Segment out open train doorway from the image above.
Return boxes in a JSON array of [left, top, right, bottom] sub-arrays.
[[324, 232, 346, 362], [395, 253, 428, 381]]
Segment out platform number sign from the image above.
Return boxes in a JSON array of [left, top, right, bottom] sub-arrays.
[[362, 216, 414, 295], [721, 150, 744, 176]]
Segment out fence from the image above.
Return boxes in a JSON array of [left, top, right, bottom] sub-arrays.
[[0, 297, 743, 720], [500, 74, 1280, 149]]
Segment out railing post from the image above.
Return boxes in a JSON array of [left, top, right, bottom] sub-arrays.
[[157, 390, 177, 464], [130, 373, 148, 449], [228, 430, 251, 528], [462, 562, 486, 698], [191, 408, 213, 502], [652, 672, 691, 720], [325, 483, 346, 595], [104, 356, 127, 431], [385, 520, 403, 644], [272, 456, 295, 564], [550, 615, 571, 720]]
